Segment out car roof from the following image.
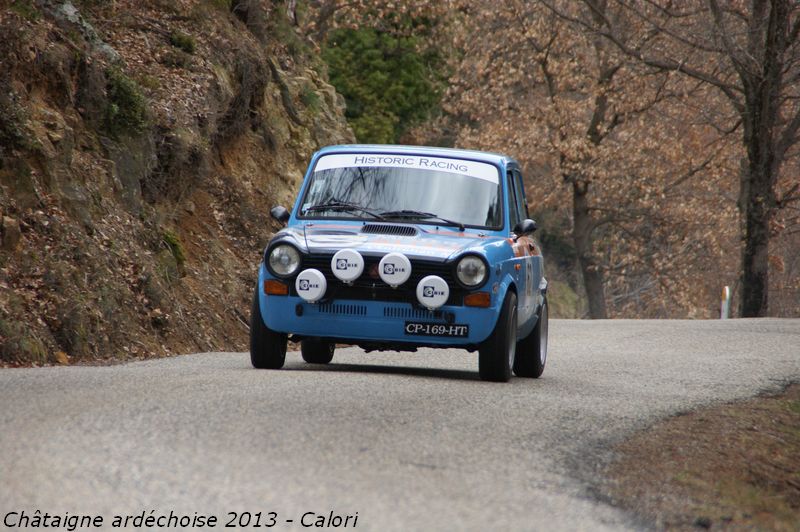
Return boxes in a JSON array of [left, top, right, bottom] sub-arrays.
[[315, 144, 519, 168]]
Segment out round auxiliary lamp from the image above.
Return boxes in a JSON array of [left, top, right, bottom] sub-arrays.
[[378, 252, 412, 288], [295, 269, 327, 303], [416, 275, 450, 310], [331, 249, 365, 284]]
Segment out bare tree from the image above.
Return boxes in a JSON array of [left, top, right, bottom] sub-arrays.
[[446, 1, 713, 318], [543, 0, 800, 316]]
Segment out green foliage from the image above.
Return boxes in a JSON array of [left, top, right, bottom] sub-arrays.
[[206, 0, 232, 10], [105, 67, 148, 138], [170, 31, 196, 54], [0, 89, 33, 150], [160, 49, 192, 69], [10, 0, 41, 21], [0, 293, 48, 364], [322, 27, 445, 143], [300, 84, 321, 113], [162, 230, 186, 268], [0, 317, 48, 363], [54, 299, 90, 358], [137, 74, 161, 91], [269, 7, 312, 61]]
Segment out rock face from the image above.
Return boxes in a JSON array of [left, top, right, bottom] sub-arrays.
[[1, 217, 21, 252], [0, 0, 354, 364]]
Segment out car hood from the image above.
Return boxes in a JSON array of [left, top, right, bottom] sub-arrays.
[[298, 224, 499, 262]]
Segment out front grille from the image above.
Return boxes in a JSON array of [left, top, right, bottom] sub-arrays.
[[361, 224, 418, 237], [316, 303, 367, 316], [383, 305, 442, 319], [296, 254, 464, 305]]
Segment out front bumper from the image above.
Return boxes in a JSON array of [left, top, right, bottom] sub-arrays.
[[258, 266, 500, 346]]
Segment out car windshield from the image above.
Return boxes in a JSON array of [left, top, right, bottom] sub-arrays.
[[298, 153, 503, 229]]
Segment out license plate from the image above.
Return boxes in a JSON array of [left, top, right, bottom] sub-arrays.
[[404, 322, 469, 338]]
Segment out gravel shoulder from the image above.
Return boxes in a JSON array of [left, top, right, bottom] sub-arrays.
[[1, 319, 798, 531]]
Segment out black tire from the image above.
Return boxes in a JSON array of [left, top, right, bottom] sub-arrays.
[[301, 339, 335, 364], [513, 298, 548, 378], [250, 285, 287, 369], [479, 291, 518, 382]]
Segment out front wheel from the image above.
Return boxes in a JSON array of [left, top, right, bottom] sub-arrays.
[[478, 291, 517, 382], [301, 339, 335, 364], [250, 285, 288, 369], [513, 297, 548, 378]]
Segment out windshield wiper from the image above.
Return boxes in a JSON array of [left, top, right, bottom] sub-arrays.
[[380, 210, 465, 231], [304, 202, 385, 220]]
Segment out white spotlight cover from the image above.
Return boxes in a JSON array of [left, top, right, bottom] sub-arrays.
[[295, 269, 327, 303], [416, 275, 450, 310], [378, 252, 412, 287], [331, 249, 364, 283]]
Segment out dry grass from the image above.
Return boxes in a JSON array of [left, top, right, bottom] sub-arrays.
[[606, 385, 800, 530]]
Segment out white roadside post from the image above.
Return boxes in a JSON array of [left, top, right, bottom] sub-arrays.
[[720, 285, 731, 319]]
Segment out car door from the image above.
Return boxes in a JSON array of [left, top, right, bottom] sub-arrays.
[[506, 170, 530, 327], [510, 169, 539, 328]]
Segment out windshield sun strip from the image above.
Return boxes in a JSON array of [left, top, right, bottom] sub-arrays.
[[295, 155, 505, 231]]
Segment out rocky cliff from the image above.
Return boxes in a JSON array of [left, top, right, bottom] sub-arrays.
[[0, 0, 354, 364]]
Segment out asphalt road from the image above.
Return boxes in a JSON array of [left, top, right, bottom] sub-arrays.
[[1, 319, 798, 531]]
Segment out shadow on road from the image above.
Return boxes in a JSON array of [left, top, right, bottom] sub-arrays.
[[285, 362, 481, 381]]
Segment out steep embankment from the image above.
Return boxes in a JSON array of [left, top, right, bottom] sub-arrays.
[[0, 0, 353, 364]]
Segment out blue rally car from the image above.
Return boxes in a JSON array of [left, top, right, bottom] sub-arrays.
[[250, 145, 548, 382]]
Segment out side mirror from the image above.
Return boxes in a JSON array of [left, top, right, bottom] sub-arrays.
[[513, 218, 537, 236], [270, 205, 290, 224]]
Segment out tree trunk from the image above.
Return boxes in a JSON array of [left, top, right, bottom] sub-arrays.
[[739, 131, 775, 317], [739, 171, 771, 317], [736, 0, 788, 317], [573, 181, 608, 319]]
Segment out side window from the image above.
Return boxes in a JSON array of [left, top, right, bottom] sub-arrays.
[[513, 169, 529, 220], [507, 171, 521, 231]]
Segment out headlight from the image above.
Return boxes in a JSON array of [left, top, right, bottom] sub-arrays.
[[268, 244, 301, 277], [456, 255, 487, 287]]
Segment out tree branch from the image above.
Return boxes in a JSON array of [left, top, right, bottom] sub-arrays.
[[775, 108, 800, 167], [777, 183, 800, 208], [539, 0, 746, 112], [707, 0, 756, 77], [663, 153, 716, 192]]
